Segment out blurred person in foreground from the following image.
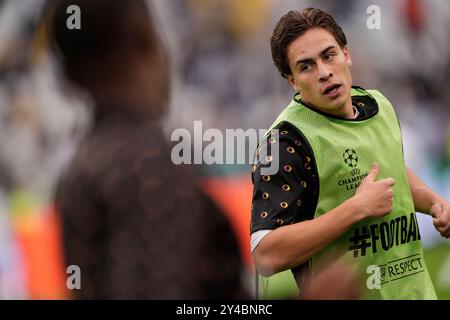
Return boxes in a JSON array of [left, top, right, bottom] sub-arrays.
[[46, 0, 245, 299], [251, 8, 450, 299]]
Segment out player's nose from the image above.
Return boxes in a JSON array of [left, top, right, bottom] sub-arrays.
[[317, 61, 332, 82]]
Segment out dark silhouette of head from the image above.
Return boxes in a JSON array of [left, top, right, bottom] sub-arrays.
[[46, 0, 169, 120]]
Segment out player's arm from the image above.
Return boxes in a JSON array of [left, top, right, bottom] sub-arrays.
[[406, 167, 450, 238], [253, 162, 395, 276], [406, 167, 448, 214]]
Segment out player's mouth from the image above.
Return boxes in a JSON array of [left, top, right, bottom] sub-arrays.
[[323, 83, 342, 98]]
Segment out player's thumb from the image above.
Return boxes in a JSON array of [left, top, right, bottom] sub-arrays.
[[366, 162, 380, 182]]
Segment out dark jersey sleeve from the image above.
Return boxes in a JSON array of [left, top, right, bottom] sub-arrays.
[[250, 121, 319, 234]]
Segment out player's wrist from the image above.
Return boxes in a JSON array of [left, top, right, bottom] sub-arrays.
[[429, 200, 449, 216], [344, 196, 368, 223], [429, 197, 449, 215]]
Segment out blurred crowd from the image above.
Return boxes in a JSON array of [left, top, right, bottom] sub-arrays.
[[0, 0, 449, 299]]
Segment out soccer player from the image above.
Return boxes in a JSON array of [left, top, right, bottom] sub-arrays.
[[251, 8, 450, 299]]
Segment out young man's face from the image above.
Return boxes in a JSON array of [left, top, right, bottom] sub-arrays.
[[286, 28, 353, 117]]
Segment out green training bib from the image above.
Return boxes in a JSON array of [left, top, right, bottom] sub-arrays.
[[259, 88, 436, 299]]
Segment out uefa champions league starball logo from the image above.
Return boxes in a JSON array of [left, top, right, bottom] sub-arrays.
[[343, 149, 358, 168]]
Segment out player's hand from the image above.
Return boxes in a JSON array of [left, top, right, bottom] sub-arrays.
[[354, 162, 395, 219], [431, 203, 450, 238]]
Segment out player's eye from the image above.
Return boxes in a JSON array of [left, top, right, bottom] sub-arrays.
[[300, 63, 311, 72], [324, 52, 336, 61]]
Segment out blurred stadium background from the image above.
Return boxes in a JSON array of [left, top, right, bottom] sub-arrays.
[[0, 0, 449, 299]]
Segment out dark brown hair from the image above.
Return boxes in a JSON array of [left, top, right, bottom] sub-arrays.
[[46, 0, 157, 64], [270, 8, 347, 78]]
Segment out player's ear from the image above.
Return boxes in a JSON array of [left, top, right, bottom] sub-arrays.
[[343, 45, 352, 67], [286, 74, 299, 92]]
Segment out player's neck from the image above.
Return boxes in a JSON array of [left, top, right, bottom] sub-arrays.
[[341, 99, 355, 119]]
